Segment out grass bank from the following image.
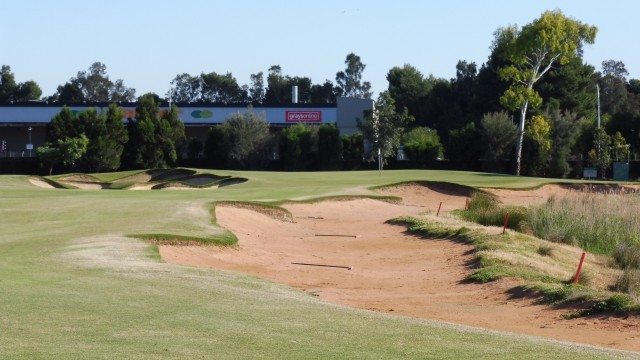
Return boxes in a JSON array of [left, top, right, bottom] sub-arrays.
[[452, 191, 640, 306]]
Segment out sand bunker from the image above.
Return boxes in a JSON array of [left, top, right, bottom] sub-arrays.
[[28, 177, 56, 189], [27, 170, 243, 191], [160, 183, 640, 352]]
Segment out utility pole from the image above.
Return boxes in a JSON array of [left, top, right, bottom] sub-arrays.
[[597, 84, 601, 129]]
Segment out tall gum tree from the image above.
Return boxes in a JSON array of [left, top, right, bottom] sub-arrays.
[[496, 10, 597, 175]]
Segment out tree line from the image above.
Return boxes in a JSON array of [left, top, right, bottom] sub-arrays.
[[35, 97, 370, 174], [5, 10, 640, 177]]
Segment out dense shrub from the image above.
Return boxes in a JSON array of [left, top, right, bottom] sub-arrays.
[[401, 127, 443, 168], [317, 123, 342, 170]]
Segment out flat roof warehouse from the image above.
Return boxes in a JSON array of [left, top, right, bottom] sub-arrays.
[[0, 97, 373, 156]]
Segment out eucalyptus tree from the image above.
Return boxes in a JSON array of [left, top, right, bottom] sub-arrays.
[[249, 72, 265, 104], [309, 80, 338, 103], [201, 72, 247, 103], [0, 65, 42, 103], [496, 10, 597, 175], [51, 62, 136, 102], [170, 73, 202, 103], [599, 60, 633, 115], [264, 65, 289, 105], [263, 66, 320, 104], [335, 53, 373, 99]]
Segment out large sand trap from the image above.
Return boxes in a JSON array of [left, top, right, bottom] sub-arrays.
[[160, 184, 640, 352]]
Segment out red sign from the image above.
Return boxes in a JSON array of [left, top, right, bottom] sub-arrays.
[[286, 111, 322, 123]]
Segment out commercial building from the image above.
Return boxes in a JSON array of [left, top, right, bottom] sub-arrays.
[[0, 97, 373, 157]]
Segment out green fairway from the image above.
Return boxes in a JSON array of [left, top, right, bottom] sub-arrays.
[[0, 170, 637, 359]]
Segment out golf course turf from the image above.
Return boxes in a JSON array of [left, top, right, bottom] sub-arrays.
[[1, 170, 638, 359]]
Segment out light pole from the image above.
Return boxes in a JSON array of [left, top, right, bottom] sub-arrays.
[[28, 126, 32, 157], [168, 80, 175, 109]]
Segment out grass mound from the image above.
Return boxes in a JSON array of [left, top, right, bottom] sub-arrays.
[[457, 192, 527, 231], [132, 201, 238, 246], [455, 190, 640, 301], [389, 215, 640, 316], [130, 232, 237, 246], [215, 201, 294, 223], [374, 180, 477, 197]]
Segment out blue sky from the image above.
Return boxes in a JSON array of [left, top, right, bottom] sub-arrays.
[[2, 1, 637, 99]]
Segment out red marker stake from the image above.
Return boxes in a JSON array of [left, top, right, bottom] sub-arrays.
[[573, 252, 587, 284], [465, 198, 469, 210], [437, 202, 443, 217], [502, 212, 510, 234]]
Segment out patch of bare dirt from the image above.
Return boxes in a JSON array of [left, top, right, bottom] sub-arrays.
[[155, 183, 640, 352]]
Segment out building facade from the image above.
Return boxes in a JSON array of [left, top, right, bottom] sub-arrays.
[[0, 97, 373, 158]]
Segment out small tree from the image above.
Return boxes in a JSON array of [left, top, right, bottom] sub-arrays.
[[37, 135, 89, 175], [358, 91, 413, 169], [402, 127, 443, 168], [218, 107, 272, 169], [611, 131, 630, 161], [588, 128, 612, 178], [522, 114, 551, 176]]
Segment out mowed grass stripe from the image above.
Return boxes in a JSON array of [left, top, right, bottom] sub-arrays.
[[0, 171, 636, 359]]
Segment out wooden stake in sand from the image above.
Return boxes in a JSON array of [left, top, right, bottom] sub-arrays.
[[315, 234, 360, 238], [573, 252, 587, 284], [502, 212, 510, 234], [292, 262, 352, 270]]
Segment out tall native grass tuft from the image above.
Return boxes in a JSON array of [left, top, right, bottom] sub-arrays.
[[459, 192, 527, 230], [526, 194, 640, 264]]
